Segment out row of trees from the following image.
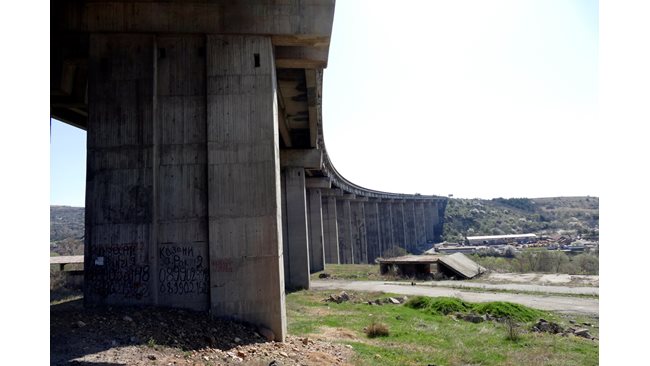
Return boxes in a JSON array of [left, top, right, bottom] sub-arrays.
[[471, 250, 599, 275]]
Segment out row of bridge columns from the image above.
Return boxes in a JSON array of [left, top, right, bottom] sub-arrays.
[[279, 168, 447, 290]]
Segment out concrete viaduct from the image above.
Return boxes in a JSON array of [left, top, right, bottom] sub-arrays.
[[51, 0, 447, 342]]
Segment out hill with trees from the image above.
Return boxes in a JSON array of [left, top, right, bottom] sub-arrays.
[[442, 196, 599, 243]]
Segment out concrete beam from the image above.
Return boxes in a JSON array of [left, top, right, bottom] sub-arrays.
[[282, 167, 310, 291], [280, 149, 322, 169], [305, 177, 331, 189], [321, 196, 339, 264], [379, 202, 394, 256], [56, 0, 336, 46], [307, 189, 325, 273], [320, 188, 343, 196]]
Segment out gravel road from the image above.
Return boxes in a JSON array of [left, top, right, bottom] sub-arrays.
[[311, 280, 599, 315]]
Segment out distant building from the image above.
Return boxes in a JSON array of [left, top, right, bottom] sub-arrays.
[[466, 233, 537, 246]]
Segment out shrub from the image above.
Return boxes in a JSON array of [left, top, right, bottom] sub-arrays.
[[405, 296, 472, 315], [365, 321, 390, 338], [504, 317, 521, 342]]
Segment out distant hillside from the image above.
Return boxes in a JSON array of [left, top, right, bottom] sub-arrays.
[[442, 196, 599, 243], [50, 206, 84, 256]]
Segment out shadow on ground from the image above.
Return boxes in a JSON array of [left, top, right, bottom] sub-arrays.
[[51, 297, 270, 365]]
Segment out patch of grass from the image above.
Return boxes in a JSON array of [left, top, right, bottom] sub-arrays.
[[473, 301, 544, 322], [287, 290, 598, 365], [405, 296, 471, 315], [365, 321, 390, 338]]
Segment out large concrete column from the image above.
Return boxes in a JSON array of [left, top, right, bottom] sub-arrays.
[[434, 198, 447, 241], [84, 34, 286, 340], [365, 200, 381, 263], [391, 201, 406, 250], [282, 167, 310, 290], [415, 202, 427, 246], [350, 198, 367, 264], [379, 201, 394, 256], [206, 35, 285, 339], [424, 201, 436, 243], [307, 188, 325, 273], [404, 201, 417, 252], [336, 197, 353, 264], [321, 192, 340, 264]]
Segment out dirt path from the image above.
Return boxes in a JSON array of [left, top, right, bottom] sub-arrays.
[[311, 280, 599, 315], [390, 280, 598, 295]]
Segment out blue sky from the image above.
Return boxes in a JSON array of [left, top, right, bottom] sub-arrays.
[[50, 0, 599, 206]]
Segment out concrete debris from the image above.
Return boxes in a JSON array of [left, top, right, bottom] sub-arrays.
[[122, 315, 133, 322], [388, 297, 401, 305], [461, 314, 486, 323], [325, 291, 351, 304], [76, 320, 86, 328], [318, 273, 331, 279], [532, 319, 564, 334]]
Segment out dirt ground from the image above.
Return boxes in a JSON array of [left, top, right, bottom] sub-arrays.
[[51, 296, 353, 366], [481, 273, 599, 287]]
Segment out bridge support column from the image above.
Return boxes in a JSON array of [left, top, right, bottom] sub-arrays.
[[433, 199, 447, 241], [322, 195, 340, 264], [307, 189, 325, 273], [415, 202, 427, 246], [404, 201, 417, 252], [364, 200, 381, 264], [336, 197, 353, 264], [282, 167, 310, 290], [391, 201, 406, 251], [84, 34, 286, 340], [206, 35, 286, 339], [350, 200, 367, 264], [424, 201, 436, 243], [379, 201, 394, 256]]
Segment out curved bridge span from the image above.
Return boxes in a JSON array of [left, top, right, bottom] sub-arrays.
[[51, 0, 447, 341]]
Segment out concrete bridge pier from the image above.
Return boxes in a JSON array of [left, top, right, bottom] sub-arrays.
[[321, 189, 340, 264], [434, 199, 447, 242], [307, 188, 325, 273], [364, 200, 381, 263], [336, 196, 354, 264], [404, 201, 417, 252], [424, 201, 436, 243], [391, 200, 406, 251], [415, 202, 427, 246], [84, 34, 287, 340], [281, 167, 310, 290], [379, 200, 395, 255], [350, 197, 368, 264]]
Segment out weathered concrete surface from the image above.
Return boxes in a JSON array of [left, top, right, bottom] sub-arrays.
[[379, 202, 394, 255], [321, 196, 339, 264], [364, 201, 381, 263], [311, 280, 599, 315], [282, 167, 310, 290], [350, 201, 367, 264], [403, 201, 416, 252], [391, 202, 405, 250], [424, 202, 436, 243], [307, 189, 325, 273], [415, 202, 427, 246], [206, 36, 286, 340], [336, 199, 353, 264]]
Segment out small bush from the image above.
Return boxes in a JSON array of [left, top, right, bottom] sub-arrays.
[[365, 321, 390, 338], [504, 317, 521, 342]]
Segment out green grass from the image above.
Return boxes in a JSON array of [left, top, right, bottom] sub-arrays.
[[311, 264, 386, 281], [287, 290, 598, 366]]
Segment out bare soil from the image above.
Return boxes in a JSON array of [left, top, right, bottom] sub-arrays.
[[51, 296, 353, 366]]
